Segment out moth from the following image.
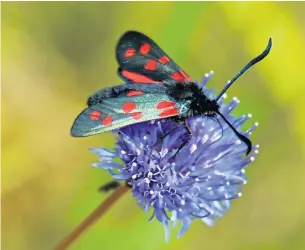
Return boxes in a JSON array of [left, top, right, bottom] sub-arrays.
[[71, 31, 272, 156]]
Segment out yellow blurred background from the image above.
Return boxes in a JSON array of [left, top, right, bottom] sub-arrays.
[[2, 2, 305, 250]]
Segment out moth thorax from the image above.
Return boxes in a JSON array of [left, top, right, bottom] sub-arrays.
[[205, 99, 219, 113], [191, 95, 219, 116]]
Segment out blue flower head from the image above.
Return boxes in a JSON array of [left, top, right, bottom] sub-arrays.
[[90, 71, 259, 241]]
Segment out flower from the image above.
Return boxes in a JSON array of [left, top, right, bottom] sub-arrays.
[[90, 71, 259, 241]]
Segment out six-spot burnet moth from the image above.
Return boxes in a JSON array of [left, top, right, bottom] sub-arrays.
[[71, 31, 272, 155]]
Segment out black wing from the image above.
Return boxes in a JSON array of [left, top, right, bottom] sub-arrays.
[[115, 31, 193, 84]]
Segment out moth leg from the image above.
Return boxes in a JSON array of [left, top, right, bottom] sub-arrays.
[[183, 120, 192, 134], [149, 122, 181, 153], [147, 122, 181, 164], [150, 120, 192, 159], [160, 124, 182, 140], [98, 180, 120, 192], [172, 120, 192, 158]]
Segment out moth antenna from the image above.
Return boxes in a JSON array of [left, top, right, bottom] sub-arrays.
[[216, 111, 252, 155], [216, 38, 272, 101]]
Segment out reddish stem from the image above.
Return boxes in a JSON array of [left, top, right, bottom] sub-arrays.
[[54, 185, 129, 250]]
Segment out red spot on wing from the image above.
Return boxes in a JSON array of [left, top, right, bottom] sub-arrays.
[[171, 72, 185, 82], [122, 102, 136, 113], [144, 60, 157, 71], [90, 110, 101, 120], [156, 101, 175, 109], [159, 108, 179, 117], [158, 56, 170, 64], [180, 70, 192, 81], [121, 70, 163, 84], [102, 116, 113, 126], [130, 112, 142, 120], [140, 43, 151, 55], [171, 70, 192, 82], [126, 90, 145, 96], [124, 48, 136, 58]]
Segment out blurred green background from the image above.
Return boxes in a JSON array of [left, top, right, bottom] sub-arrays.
[[2, 2, 305, 250]]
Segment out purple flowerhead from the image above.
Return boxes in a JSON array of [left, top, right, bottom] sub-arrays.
[[90, 71, 259, 241]]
